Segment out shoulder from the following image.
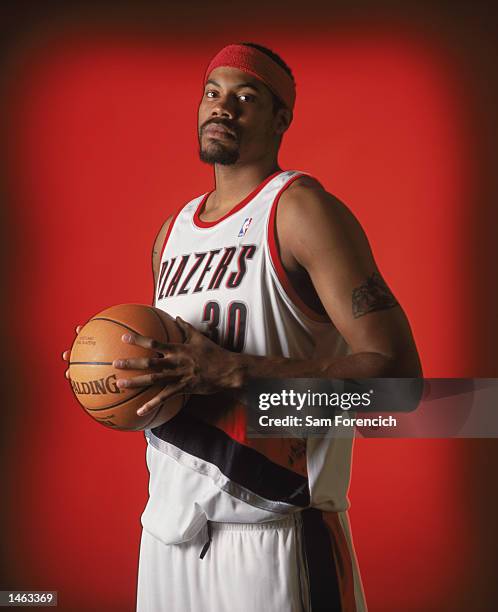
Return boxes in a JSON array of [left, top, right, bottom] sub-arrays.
[[277, 175, 367, 254]]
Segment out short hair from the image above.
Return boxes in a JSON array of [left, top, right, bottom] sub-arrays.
[[240, 42, 294, 113]]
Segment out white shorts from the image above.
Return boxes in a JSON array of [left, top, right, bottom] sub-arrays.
[[136, 509, 366, 612]]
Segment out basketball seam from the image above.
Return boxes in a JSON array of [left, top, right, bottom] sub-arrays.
[[142, 402, 165, 429], [147, 306, 170, 343], [84, 385, 154, 411], [69, 361, 113, 365], [90, 317, 142, 336], [92, 401, 163, 431]]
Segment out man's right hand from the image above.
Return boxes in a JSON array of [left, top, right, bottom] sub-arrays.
[[62, 325, 82, 379]]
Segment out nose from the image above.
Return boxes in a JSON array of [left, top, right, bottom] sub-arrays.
[[210, 94, 237, 119]]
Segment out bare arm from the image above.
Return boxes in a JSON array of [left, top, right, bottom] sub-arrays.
[[232, 177, 422, 382]]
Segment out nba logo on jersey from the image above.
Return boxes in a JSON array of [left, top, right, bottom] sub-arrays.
[[238, 217, 252, 237]]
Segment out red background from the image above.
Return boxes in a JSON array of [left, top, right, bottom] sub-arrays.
[[2, 3, 498, 611]]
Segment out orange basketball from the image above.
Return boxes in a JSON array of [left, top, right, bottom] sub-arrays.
[[68, 303, 185, 431]]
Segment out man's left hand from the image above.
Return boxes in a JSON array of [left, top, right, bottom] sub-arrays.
[[113, 317, 242, 417]]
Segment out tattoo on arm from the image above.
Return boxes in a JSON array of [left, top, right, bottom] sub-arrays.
[[352, 272, 399, 318]]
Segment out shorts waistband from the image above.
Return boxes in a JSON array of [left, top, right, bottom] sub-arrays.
[[208, 513, 300, 532]]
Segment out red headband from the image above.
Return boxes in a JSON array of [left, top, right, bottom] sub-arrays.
[[204, 44, 295, 111]]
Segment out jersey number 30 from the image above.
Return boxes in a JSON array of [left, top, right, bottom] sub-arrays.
[[202, 301, 248, 353]]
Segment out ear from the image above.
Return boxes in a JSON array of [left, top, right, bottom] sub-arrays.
[[274, 107, 293, 136]]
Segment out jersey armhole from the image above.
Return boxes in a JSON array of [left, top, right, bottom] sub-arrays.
[[158, 202, 193, 262], [154, 203, 193, 305], [266, 174, 331, 324]]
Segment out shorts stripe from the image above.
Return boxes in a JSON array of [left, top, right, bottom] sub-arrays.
[[301, 509, 360, 611], [301, 509, 342, 611], [322, 512, 359, 611]]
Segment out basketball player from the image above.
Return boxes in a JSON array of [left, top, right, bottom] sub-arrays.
[[64, 43, 421, 611]]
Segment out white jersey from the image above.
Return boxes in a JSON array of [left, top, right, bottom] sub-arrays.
[[143, 169, 355, 545]]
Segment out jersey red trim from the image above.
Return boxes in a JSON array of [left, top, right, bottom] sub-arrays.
[[267, 174, 330, 323], [193, 170, 284, 228]]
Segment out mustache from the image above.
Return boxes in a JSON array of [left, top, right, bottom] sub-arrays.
[[200, 118, 239, 139]]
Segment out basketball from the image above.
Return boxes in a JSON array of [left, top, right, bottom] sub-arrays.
[[68, 303, 185, 431]]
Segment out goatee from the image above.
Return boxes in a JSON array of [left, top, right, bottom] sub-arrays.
[[199, 143, 240, 165]]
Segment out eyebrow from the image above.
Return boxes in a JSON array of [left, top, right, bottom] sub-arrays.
[[205, 79, 261, 92]]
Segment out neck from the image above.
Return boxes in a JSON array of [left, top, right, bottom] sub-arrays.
[[209, 159, 282, 212]]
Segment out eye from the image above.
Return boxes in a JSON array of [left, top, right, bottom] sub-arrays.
[[238, 93, 255, 102], [205, 90, 218, 99]]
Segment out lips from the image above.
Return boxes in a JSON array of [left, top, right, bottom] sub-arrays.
[[203, 123, 236, 140]]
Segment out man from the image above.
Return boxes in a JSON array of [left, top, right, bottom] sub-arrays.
[[66, 42, 421, 611]]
